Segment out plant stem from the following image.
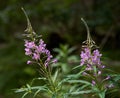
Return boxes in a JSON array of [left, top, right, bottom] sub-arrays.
[[39, 60, 58, 98]]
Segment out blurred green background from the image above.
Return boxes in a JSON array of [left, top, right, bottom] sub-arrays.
[[0, 0, 120, 98]]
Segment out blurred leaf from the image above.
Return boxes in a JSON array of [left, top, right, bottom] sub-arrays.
[[70, 90, 94, 95], [22, 92, 28, 98], [53, 69, 59, 83], [67, 80, 91, 85]]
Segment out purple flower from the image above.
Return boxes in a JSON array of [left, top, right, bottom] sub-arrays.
[[92, 56, 101, 65], [36, 45, 43, 53], [82, 72, 87, 75], [32, 53, 40, 60], [86, 64, 92, 70], [80, 48, 91, 66], [98, 70, 101, 75], [105, 76, 110, 80], [80, 48, 104, 70], [44, 62, 48, 66], [92, 49, 102, 65], [81, 48, 90, 59], [92, 80, 96, 86], [27, 60, 32, 64], [25, 40, 35, 49], [93, 49, 102, 57], [86, 67, 92, 71], [101, 65, 105, 69], [25, 48, 32, 55], [24, 39, 57, 66], [39, 39, 45, 47], [52, 59, 58, 64]]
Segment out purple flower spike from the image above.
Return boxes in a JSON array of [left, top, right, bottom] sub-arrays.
[[80, 47, 105, 74], [24, 38, 57, 67]]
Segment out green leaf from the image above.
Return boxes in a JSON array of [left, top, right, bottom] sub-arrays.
[[98, 90, 106, 98], [15, 85, 47, 93], [33, 89, 41, 98], [15, 88, 27, 93], [70, 90, 93, 95], [68, 46, 76, 54], [63, 94, 68, 98], [22, 92, 28, 98], [76, 84, 89, 91], [58, 78, 70, 87], [31, 77, 46, 85], [67, 69, 85, 78], [52, 94, 57, 98], [33, 86, 48, 98], [31, 85, 47, 90], [113, 75, 120, 81], [26, 84, 31, 91], [37, 77, 47, 80], [67, 80, 91, 85], [72, 65, 81, 70], [53, 70, 59, 83], [53, 48, 61, 53], [69, 85, 78, 93]]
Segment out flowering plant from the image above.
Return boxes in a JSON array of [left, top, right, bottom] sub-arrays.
[[63, 18, 118, 98], [15, 9, 120, 98]]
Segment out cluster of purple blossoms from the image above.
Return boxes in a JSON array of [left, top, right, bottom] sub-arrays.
[[80, 48, 103, 83], [80, 47, 112, 87], [24, 39, 57, 66], [80, 48, 104, 69]]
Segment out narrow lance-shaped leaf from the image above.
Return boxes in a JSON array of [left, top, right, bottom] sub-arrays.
[[70, 90, 94, 95], [67, 80, 91, 85], [53, 70, 59, 83], [22, 92, 29, 98]]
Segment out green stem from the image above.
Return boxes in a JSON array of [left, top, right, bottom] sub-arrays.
[[39, 60, 58, 98], [21, 7, 36, 41], [81, 18, 96, 49]]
